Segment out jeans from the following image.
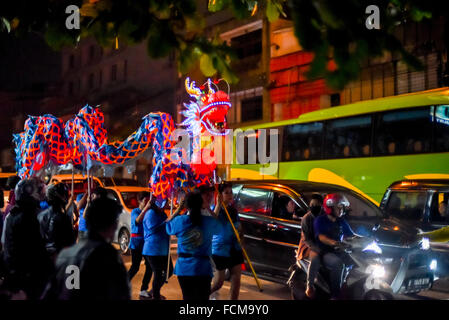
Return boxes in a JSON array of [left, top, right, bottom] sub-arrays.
[[144, 255, 173, 299], [128, 243, 153, 291], [306, 250, 321, 289], [322, 252, 345, 299], [177, 276, 212, 301]]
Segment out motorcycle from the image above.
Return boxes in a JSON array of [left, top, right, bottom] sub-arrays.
[[287, 236, 395, 300]]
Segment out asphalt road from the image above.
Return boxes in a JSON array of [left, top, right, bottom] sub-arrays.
[[120, 251, 449, 300]]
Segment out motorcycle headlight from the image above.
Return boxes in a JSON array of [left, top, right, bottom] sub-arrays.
[[367, 264, 386, 278], [430, 259, 437, 271], [363, 241, 382, 254], [421, 237, 430, 250]]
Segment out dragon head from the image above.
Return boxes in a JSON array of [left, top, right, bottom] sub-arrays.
[[181, 77, 231, 136]]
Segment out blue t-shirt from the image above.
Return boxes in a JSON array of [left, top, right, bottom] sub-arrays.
[[142, 207, 169, 256], [166, 214, 221, 277], [76, 194, 87, 232], [78, 208, 87, 232], [212, 208, 241, 257], [314, 215, 354, 250], [130, 208, 144, 250]]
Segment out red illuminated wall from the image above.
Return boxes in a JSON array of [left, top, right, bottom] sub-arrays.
[[270, 51, 331, 121]]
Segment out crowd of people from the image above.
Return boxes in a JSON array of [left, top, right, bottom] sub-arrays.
[[0, 176, 244, 301]]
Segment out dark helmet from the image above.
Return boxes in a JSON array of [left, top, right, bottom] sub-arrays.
[[46, 183, 69, 205], [14, 177, 46, 203], [323, 193, 350, 216]]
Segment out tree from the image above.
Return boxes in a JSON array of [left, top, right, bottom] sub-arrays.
[[0, 0, 447, 89]]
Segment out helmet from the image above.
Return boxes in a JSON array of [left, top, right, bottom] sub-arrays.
[[46, 183, 69, 205], [323, 193, 350, 215], [15, 177, 46, 204]]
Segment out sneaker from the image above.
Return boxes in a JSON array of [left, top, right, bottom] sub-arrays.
[[209, 291, 219, 300], [152, 294, 167, 300], [139, 290, 153, 299]]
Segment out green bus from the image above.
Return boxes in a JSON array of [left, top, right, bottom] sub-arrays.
[[230, 88, 449, 205]]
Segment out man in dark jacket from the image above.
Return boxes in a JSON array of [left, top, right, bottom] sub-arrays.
[[38, 183, 76, 259], [297, 193, 323, 298], [44, 195, 130, 300], [2, 177, 53, 300]]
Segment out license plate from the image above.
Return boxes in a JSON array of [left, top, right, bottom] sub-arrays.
[[408, 278, 430, 288]]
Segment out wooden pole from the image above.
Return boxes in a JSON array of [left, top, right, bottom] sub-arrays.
[[165, 190, 174, 282]]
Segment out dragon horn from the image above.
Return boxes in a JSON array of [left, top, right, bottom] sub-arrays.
[[207, 78, 216, 94], [185, 77, 202, 97]]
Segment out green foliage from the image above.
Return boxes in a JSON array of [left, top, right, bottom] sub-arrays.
[[0, 0, 447, 88]]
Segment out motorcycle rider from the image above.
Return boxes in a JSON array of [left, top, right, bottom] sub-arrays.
[[313, 193, 355, 299], [296, 193, 323, 298]]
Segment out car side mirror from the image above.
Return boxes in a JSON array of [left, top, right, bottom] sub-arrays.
[[372, 223, 380, 232]]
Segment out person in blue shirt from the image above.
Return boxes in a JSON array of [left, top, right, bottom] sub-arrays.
[[313, 193, 355, 299], [76, 187, 108, 241], [128, 191, 154, 299], [142, 196, 174, 300], [166, 188, 221, 301], [76, 193, 88, 240], [210, 182, 244, 300]]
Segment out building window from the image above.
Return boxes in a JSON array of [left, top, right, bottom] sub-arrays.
[[99, 70, 102, 88], [111, 64, 117, 82], [241, 96, 263, 122], [89, 45, 95, 62], [330, 93, 341, 107], [231, 29, 262, 60], [69, 54, 75, 69], [88, 73, 94, 89]]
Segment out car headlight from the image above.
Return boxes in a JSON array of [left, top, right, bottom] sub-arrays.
[[430, 259, 437, 271], [421, 237, 430, 250], [363, 241, 382, 254]]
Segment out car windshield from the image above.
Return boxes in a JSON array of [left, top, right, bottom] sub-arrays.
[[100, 178, 140, 187], [385, 191, 426, 221], [293, 185, 383, 218], [120, 192, 140, 210]]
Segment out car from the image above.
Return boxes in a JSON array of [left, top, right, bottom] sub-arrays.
[[380, 179, 449, 278], [230, 180, 436, 295], [51, 174, 149, 255], [0, 173, 16, 210], [103, 186, 151, 255], [50, 174, 142, 195]]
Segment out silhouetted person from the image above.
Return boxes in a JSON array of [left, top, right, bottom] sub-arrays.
[[44, 196, 130, 300], [38, 183, 76, 260], [2, 178, 53, 300]]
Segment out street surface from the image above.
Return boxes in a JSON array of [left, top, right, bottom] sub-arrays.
[[119, 248, 449, 300]]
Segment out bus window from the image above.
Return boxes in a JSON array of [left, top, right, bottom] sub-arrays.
[[434, 105, 449, 152], [374, 107, 432, 156], [282, 122, 323, 161], [324, 115, 371, 159]]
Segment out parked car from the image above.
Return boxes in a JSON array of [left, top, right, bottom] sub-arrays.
[[104, 186, 151, 255], [51, 174, 149, 254], [380, 179, 449, 278], [230, 180, 436, 295]]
